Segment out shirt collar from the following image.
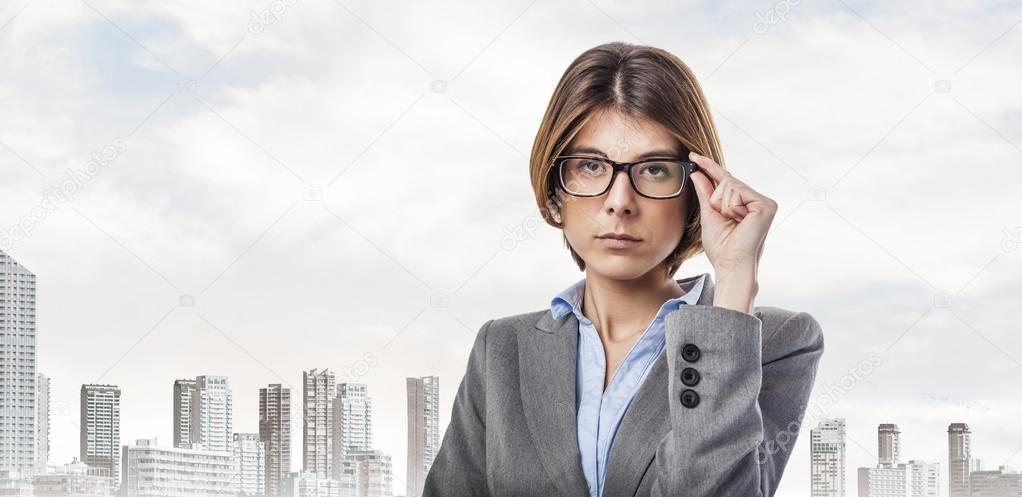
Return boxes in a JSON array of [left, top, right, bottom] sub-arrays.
[[549, 273, 707, 321]]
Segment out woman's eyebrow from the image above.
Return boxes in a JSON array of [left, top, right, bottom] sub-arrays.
[[566, 146, 680, 159]]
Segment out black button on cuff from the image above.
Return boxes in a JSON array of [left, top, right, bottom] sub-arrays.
[[681, 367, 700, 386], [681, 343, 701, 362], [680, 389, 700, 408]]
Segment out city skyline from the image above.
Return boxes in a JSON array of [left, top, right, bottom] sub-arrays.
[[811, 418, 1022, 497], [3, 0, 1022, 494]]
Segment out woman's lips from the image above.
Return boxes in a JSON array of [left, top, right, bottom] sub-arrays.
[[596, 236, 641, 249]]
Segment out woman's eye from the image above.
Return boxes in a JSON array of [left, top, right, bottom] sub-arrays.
[[577, 160, 606, 174], [639, 163, 675, 179]]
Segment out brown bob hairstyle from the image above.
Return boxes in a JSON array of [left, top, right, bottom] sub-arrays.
[[529, 41, 727, 277]]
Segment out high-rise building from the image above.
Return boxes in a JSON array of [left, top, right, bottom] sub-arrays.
[[234, 433, 266, 496], [858, 424, 939, 497], [904, 460, 940, 497], [351, 450, 393, 497], [333, 383, 373, 477], [80, 384, 121, 485], [334, 457, 357, 497], [811, 418, 846, 497], [190, 375, 233, 453], [0, 251, 37, 475], [261, 384, 292, 496], [304, 369, 335, 478], [173, 379, 196, 449], [35, 372, 50, 473], [969, 466, 1022, 496], [948, 423, 971, 497], [121, 438, 237, 497], [878, 424, 900, 467], [405, 376, 439, 497]]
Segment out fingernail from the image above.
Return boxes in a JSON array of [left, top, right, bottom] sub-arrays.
[[689, 151, 699, 159]]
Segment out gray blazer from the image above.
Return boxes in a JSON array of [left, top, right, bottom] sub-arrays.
[[423, 272, 824, 497]]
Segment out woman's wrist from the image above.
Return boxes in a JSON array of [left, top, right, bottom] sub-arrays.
[[712, 267, 759, 315]]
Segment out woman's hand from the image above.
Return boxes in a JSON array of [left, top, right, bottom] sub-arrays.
[[688, 151, 778, 313]]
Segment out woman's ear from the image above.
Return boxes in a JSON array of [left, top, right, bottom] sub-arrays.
[[546, 184, 563, 223], [546, 193, 562, 223]]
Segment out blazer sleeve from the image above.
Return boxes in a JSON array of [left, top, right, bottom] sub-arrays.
[[650, 305, 824, 497], [422, 318, 494, 497]]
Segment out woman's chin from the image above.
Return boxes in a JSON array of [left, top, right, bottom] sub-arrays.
[[586, 257, 657, 281]]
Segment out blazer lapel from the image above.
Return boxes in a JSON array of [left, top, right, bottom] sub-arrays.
[[601, 272, 716, 497], [520, 309, 591, 497]]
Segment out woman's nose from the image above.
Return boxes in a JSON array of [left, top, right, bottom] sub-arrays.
[[603, 170, 637, 215]]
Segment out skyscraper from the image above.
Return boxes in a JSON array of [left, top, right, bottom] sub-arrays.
[[858, 424, 939, 497], [333, 383, 373, 470], [948, 422, 972, 497], [190, 375, 233, 453], [80, 384, 121, 484], [234, 432, 266, 496], [173, 379, 196, 449], [304, 369, 335, 478], [35, 372, 50, 473], [878, 423, 900, 467], [406, 376, 439, 497], [811, 418, 846, 497], [260, 383, 292, 496], [0, 251, 37, 475]]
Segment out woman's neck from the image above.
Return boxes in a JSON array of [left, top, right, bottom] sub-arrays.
[[580, 267, 685, 343]]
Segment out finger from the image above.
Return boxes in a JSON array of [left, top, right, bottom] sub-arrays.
[[689, 170, 726, 222], [688, 151, 729, 184], [710, 180, 726, 213], [723, 185, 738, 219], [731, 187, 751, 218], [731, 189, 750, 221], [731, 181, 773, 218], [725, 185, 746, 222], [720, 182, 731, 215], [689, 169, 715, 211]]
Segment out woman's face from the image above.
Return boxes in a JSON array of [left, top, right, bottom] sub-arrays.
[[558, 109, 689, 281]]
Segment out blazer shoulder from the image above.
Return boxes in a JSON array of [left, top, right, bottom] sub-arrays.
[[753, 305, 824, 357], [466, 309, 549, 362], [487, 308, 549, 335]]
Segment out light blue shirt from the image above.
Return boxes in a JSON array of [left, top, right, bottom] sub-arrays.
[[549, 274, 707, 497]]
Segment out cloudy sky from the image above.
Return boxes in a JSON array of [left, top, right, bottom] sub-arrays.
[[2, 0, 1021, 495]]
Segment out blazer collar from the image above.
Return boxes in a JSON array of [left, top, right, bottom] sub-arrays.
[[536, 271, 715, 334], [522, 272, 715, 497]]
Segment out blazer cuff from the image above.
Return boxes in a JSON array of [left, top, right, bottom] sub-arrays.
[[662, 303, 763, 420]]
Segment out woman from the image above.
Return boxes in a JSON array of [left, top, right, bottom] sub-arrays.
[[423, 42, 824, 497]]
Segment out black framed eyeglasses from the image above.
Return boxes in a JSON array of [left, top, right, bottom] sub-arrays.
[[551, 155, 700, 199]]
